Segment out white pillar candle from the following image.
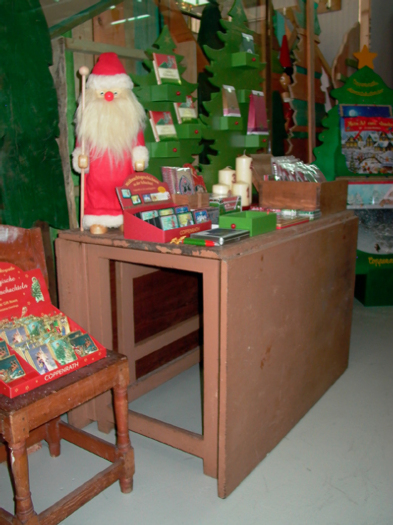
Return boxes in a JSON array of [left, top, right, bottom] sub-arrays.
[[219, 166, 236, 188], [212, 183, 230, 196], [235, 154, 252, 185], [232, 182, 251, 207]]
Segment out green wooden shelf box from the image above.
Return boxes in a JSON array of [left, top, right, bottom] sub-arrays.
[[230, 134, 268, 148], [212, 116, 243, 131], [219, 211, 277, 236], [231, 52, 260, 68], [147, 141, 180, 158], [175, 123, 202, 139], [150, 85, 188, 102]]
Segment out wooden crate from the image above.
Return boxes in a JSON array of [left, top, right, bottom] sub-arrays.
[[257, 179, 348, 213]]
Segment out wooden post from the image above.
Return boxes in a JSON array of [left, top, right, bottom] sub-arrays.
[[306, 0, 316, 163], [78, 66, 89, 232]]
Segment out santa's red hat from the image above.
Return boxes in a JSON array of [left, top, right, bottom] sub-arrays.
[[86, 52, 134, 90]]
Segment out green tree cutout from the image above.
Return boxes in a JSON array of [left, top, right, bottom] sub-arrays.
[[131, 26, 203, 181], [0, 0, 69, 228], [199, 0, 269, 191], [314, 48, 393, 179]]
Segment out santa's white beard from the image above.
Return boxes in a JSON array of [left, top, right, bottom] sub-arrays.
[[76, 88, 146, 165]]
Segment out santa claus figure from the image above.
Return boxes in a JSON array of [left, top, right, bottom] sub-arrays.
[[73, 52, 149, 234]]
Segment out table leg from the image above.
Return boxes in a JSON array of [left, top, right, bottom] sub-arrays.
[[8, 441, 37, 524], [113, 385, 134, 493]]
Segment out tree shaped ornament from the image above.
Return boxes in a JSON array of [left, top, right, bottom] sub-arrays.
[[198, 0, 269, 192], [131, 26, 203, 181], [314, 46, 393, 179]]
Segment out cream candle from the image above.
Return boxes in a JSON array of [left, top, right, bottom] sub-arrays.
[[212, 183, 230, 196], [235, 154, 252, 185], [232, 182, 251, 207], [218, 166, 236, 188]]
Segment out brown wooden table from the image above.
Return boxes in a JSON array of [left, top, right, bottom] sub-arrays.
[[55, 211, 358, 498], [0, 351, 134, 525]]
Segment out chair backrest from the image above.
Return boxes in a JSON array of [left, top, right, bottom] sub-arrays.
[[0, 225, 49, 289]]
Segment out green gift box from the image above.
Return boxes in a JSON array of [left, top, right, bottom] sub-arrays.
[[219, 211, 277, 237], [231, 52, 260, 68]]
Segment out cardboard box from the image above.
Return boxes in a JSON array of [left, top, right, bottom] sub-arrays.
[[117, 173, 211, 243], [219, 211, 277, 236], [0, 263, 106, 398]]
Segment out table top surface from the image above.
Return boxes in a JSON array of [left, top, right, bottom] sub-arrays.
[[0, 350, 126, 415], [57, 211, 355, 261]]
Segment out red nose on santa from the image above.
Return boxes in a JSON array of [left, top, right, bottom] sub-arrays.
[[73, 52, 149, 234]]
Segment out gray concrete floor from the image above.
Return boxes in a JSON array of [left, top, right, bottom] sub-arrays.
[[1, 299, 392, 524]]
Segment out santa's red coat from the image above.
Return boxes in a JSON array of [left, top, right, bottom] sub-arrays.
[[77, 130, 147, 226]]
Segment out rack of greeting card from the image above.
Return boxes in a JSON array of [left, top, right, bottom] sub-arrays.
[[0, 262, 106, 398], [116, 172, 212, 242]]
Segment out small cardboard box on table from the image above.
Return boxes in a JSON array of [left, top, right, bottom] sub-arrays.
[[0, 262, 106, 398], [117, 172, 211, 242]]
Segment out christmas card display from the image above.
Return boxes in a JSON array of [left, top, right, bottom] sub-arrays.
[[174, 96, 198, 124], [153, 53, 181, 85], [222, 85, 241, 117], [198, 0, 269, 192], [240, 33, 255, 54], [149, 111, 178, 141], [117, 172, 211, 243], [131, 26, 203, 180], [161, 164, 209, 209], [314, 46, 393, 180], [0, 263, 106, 398], [247, 91, 268, 135]]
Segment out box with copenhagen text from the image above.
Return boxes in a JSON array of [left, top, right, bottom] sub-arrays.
[[0, 263, 106, 398]]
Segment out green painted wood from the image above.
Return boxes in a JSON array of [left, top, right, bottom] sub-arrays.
[[0, 0, 69, 229], [199, 0, 268, 192], [131, 26, 202, 180]]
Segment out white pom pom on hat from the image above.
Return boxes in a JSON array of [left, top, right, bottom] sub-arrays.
[[86, 52, 134, 91]]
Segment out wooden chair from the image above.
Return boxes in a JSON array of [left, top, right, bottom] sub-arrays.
[[0, 226, 134, 525]]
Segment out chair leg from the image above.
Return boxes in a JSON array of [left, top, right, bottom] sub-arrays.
[[113, 385, 134, 494], [46, 417, 61, 457], [8, 440, 38, 524]]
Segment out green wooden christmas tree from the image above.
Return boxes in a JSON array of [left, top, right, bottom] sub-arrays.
[[198, 0, 269, 192], [0, 0, 69, 229], [131, 26, 203, 181], [314, 46, 393, 179], [287, 0, 326, 162]]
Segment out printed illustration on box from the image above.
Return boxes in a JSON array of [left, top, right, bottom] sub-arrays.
[[116, 172, 211, 243], [72, 52, 149, 234], [0, 263, 106, 398], [314, 46, 393, 180]]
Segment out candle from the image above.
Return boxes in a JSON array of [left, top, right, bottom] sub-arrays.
[[219, 166, 236, 188], [236, 154, 252, 185], [212, 183, 230, 196], [232, 182, 251, 207]]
